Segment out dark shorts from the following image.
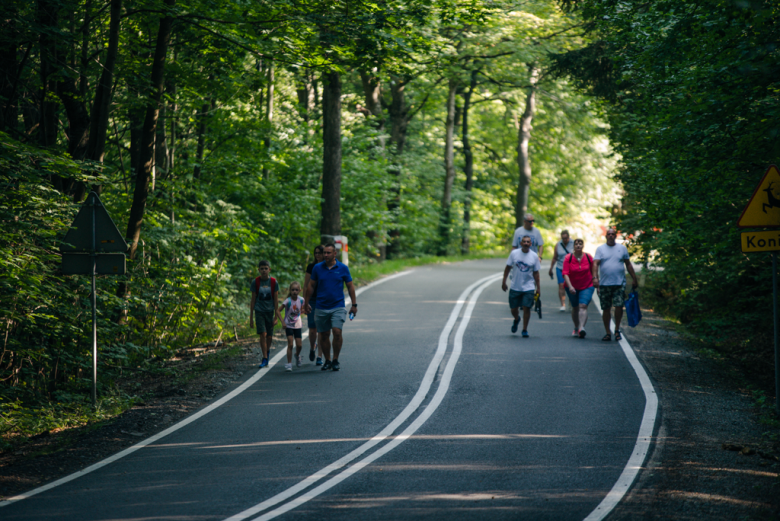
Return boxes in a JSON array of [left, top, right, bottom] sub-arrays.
[[307, 304, 317, 329], [509, 289, 535, 309], [599, 284, 626, 308], [556, 268, 565, 284], [285, 328, 302, 339], [568, 286, 595, 307], [254, 310, 275, 335]]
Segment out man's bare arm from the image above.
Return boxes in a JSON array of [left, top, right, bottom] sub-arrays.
[[346, 281, 358, 316], [501, 265, 512, 291], [625, 259, 639, 288]]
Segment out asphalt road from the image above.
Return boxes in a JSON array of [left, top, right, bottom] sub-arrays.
[[1, 258, 647, 521]]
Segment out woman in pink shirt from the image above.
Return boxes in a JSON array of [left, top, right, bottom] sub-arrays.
[[562, 239, 595, 338]]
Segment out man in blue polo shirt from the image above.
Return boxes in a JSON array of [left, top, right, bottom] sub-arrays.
[[303, 243, 358, 371]]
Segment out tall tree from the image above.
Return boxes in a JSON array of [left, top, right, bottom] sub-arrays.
[[438, 78, 458, 256], [515, 64, 537, 226], [320, 70, 342, 243], [125, 0, 175, 261]]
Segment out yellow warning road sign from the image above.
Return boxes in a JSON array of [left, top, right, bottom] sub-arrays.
[[738, 165, 780, 228], [741, 231, 780, 253]]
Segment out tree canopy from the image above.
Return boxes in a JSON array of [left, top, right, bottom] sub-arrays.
[[0, 0, 619, 410]]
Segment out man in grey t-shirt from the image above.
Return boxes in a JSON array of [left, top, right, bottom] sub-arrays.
[[593, 228, 638, 342], [511, 213, 544, 259]]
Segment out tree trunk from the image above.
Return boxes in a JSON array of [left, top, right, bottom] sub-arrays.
[[438, 79, 458, 256], [37, 0, 59, 150], [359, 68, 386, 259], [86, 0, 121, 165], [295, 69, 311, 124], [263, 60, 274, 180], [192, 101, 210, 180], [0, 15, 21, 134], [515, 65, 538, 228], [461, 69, 478, 254], [359, 69, 385, 139], [125, 0, 175, 262], [167, 58, 177, 176], [320, 70, 342, 243], [385, 78, 409, 258]]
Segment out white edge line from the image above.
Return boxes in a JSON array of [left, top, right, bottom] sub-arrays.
[[251, 275, 502, 521], [583, 295, 658, 521], [0, 269, 414, 508], [223, 272, 500, 521]]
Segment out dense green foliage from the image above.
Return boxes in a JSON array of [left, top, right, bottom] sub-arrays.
[[0, 0, 620, 425], [555, 1, 780, 361]]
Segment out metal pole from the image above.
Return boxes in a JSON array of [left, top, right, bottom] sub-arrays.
[[774, 252, 780, 415], [91, 194, 97, 407]]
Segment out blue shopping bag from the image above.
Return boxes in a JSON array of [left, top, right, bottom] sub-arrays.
[[625, 290, 642, 327]]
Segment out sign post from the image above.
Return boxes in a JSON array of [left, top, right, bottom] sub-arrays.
[[739, 165, 780, 415], [60, 192, 127, 406]]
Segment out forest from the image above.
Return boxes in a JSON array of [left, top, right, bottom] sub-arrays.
[[2, 0, 778, 431]]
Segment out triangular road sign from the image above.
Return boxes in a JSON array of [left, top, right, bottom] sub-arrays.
[[738, 165, 780, 228], [60, 192, 128, 252]]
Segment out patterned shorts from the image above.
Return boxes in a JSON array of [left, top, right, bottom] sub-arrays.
[[599, 284, 626, 308]]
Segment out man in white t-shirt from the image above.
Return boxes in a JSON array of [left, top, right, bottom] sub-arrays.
[[593, 227, 639, 342], [511, 213, 544, 259], [502, 235, 541, 338]]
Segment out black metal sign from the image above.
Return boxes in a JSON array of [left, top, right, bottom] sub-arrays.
[[60, 191, 128, 406]]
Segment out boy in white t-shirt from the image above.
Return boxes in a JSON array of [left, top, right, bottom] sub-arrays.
[[502, 235, 541, 337], [279, 282, 305, 371]]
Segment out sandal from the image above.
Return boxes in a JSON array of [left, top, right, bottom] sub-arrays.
[[601, 333, 612, 342], [615, 330, 622, 341]]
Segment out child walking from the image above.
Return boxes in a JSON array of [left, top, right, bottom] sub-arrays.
[[279, 282, 305, 371]]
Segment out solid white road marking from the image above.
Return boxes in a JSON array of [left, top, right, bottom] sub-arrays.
[[223, 273, 502, 521], [0, 269, 412, 508], [583, 295, 658, 521], [249, 274, 501, 521]]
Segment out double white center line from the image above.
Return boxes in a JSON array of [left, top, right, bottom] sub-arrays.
[[225, 273, 502, 521]]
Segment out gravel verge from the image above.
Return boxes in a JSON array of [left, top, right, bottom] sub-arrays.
[[609, 308, 780, 520]]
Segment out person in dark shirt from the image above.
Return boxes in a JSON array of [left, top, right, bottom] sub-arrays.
[[304, 246, 325, 365], [249, 260, 281, 368]]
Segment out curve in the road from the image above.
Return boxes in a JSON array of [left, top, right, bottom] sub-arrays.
[[0, 269, 413, 509], [224, 273, 502, 521], [583, 297, 658, 521]]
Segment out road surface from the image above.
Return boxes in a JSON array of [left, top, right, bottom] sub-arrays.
[[1, 258, 650, 521]]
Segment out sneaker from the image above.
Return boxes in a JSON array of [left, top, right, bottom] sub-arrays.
[[296, 355, 302, 367], [579, 329, 587, 339], [309, 348, 315, 362], [572, 329, 578, 337], [521, 330, 529, 338], [321, 360, 332, 371], [258, 358, 269, 368], [316, 357, 323, 366], [284, 363, 292, 372], [511, 317, 520, 333], [331, 360, 340, 371], [560, 306, 566, 312]]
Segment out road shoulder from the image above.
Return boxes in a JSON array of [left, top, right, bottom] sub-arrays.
[[610, 308, 780, 520]]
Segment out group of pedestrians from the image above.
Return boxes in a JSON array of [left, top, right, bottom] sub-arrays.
[[503, 214, 638, 341], [249, 243, 357, 372]]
